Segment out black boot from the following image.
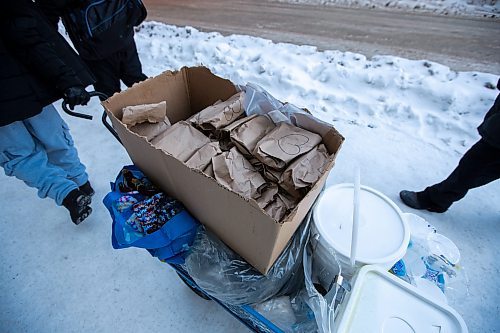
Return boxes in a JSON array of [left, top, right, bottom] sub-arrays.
[[399, 190, 447, 213], [79, 181, 95, 197], [62, 189, 92, 225]]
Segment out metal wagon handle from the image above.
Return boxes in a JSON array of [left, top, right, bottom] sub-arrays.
[[61, 91, 109, 120], [102, 109, 122, 144], [61, 90, 122, 144]]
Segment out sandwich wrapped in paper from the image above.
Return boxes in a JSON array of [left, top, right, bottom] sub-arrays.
[[280, 144, 330, 198], [130, 118, 171, 141], [190, 92, 245, 131], [226, 114, 275, 157], [151, 121, 210, 162], [264, 191, 298, 223], [255, 183, 279, 209], [253, 122, 322, 170], [185, 142, 222, 171], [122, 101, 167, 126], [212, 147, 267, 200]]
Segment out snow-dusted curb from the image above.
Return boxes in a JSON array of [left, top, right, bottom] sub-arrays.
[[272, 0, 500, 18]]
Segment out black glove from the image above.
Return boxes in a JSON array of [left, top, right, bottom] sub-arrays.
[[64, 86, 90, 110]]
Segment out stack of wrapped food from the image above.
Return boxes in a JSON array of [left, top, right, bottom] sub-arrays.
[[120, 91, 331, 223]]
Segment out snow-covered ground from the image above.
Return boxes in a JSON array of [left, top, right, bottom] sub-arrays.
[[1, 21, 499, 333], [273, 0, 500, 17]]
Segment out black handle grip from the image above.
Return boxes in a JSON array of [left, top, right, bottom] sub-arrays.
[[102, 110, 122, 144], [61, 91, 109, 120]]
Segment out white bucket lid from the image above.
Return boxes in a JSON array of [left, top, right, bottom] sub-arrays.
[[335, 265, 468, 333], [313, 183, 409, 265]]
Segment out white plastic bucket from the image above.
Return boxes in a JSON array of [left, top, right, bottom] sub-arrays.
[[312, 183, 410, 287]]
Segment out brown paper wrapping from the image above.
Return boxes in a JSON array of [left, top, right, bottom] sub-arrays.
[[280, 144, 330, 198], [130, 118, 171, 141], [230, 115, 275, 156], [264, 191, 298, 223], [189, 92, 245, 130], [262, 166, 283, 183], [151, 121, 210, 162], [122, 101, 167, 126], [255, 183, 279, 209], [185, 142, 222, 170], [203, 163, 215, 178], [253, 122, 323, 170], [212, 147, 267, 199]]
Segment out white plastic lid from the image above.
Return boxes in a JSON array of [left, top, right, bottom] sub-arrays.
[[335, 265, 468, 333], [313, 183, 409, 264]]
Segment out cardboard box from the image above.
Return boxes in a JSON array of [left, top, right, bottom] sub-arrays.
[[103, 66, 344, 274]]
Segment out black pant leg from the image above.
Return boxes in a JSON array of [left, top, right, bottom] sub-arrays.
[[424, 139, 500, 210], [119, 38, 147, 87], [83, 57, 121, 100]]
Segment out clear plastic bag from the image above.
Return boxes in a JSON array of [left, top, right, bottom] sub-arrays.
[[184, 216, 310, 305], [288, 289, 319, 333], [303, 242, 340, 333], [253, 290, 318, 333], [242, 83, 284, 117], [254, 296, 297, 330], [242, 83, 311, 125], [289, 210, 344, 333], [400, 213, 469, 304]]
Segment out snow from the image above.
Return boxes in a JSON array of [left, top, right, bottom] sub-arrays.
[[273, 0, 500, 17], [1, 21, 499, 333]]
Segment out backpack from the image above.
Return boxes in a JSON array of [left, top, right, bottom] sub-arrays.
[[62, 0, 147, 60]]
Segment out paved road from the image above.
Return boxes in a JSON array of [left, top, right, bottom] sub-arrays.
[[143, 0, 500, 74]]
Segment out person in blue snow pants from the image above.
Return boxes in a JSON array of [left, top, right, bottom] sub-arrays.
[[0, 0, 96, 224], [0, 105, 88, 206]]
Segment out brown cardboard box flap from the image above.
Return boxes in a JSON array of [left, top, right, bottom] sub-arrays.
[[290, 112, 344, 153], [185, 67, 238, 117]]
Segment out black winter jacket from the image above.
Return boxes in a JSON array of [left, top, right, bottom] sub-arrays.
[[36, 0, 136, 60], [478, 79, 500, 149], [0, 0, 94, 127]]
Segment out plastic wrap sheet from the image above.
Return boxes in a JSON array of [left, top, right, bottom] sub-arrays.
[[300, 210, 343, 333], [253, 290, 318, 333], [243, 83, 284, 118], [303, 243, 338, 333], [184, 214, 310, 305]]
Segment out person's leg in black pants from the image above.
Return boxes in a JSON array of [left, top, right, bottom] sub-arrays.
[[418, 139, 500, 212], [119, 38, 147, 87], [83, 56, 121, 100], [84, 39, 146, 100]]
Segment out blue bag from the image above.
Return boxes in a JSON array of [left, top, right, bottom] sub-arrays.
[[103, 165, 199, 264]]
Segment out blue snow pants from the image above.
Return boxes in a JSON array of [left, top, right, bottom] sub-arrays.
[[0, 104, 88, 205]]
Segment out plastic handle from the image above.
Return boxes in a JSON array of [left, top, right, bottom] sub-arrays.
[[61, 91, 109, 120], [350, 167, 361, 267]]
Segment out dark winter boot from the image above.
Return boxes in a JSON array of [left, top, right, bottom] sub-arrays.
[[62, 189, 92, 225], [79, 181, 95, 197], [399, 190, 447, 213]]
